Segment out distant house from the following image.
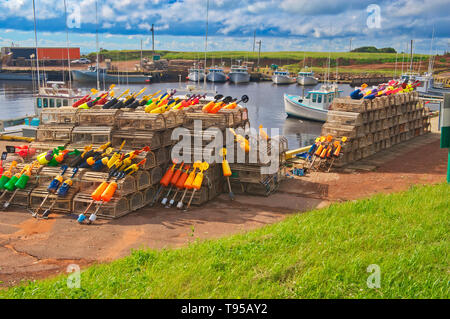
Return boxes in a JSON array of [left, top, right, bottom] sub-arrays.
[[1, 47, 81, 66]]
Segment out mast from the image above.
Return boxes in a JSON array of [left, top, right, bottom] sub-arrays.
[[409, 39, 414, 73], [203, 0, 209, 89], [32, 0, 41, 91], [95, 0, 100, 91], [428, 27, 435, 74], [64, 0, 72, 91]]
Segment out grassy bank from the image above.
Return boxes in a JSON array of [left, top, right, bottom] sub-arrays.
[[89, 50, 428, 65], [1, 183, 448, 299]]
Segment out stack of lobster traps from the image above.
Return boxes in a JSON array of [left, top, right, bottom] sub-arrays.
[[322, 91, 431, 167], [228, 135, 289, 197]]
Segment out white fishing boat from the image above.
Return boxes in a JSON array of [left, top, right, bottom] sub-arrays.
[[297, 67, 318, 85], [272, 70, 294, 84], [187, 66, 205, 82], [228, 65, 250, 83], [207, 67, 226, 82], [284, 84, 341, 122]]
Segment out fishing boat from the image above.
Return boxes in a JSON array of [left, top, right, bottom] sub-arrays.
[[0, 70, 47, 82], [207, 67, 226, 82], [228, 65, 250, 83], [271, 69, 294, 84], [187, 66, 205, 82], [401, 72, 448, 98], [72, 66, 152, 84], [297, 67, 318, 86], [284, 84, 341, 122]]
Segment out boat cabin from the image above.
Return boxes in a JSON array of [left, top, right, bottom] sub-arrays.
[[401, 73, 433, 94], [274, 70, 289, 76], [230, 65, 249, 73], [35, 81, 84, 115], [298, 89, 340, 110], [208, 68, 224, 73], [298, 70, 314, 77]]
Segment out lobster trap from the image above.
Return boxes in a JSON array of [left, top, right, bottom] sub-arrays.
[[128, 191, 144, 211], [183, 109, 235, 130], [36, 124, 75, 143], [39, 108, 79, 125], [77, 109, 121, 127], [70, 126, 113, 149], [36, 167, 86, 190], [112, 130, 162, 150], [6, 185, 36, 208], [116, 111, 166, 131], [73, 192, 130, 219], [79, 171, 137, 196], [143, 186, 156, 206], [30, 186, 78, 213]]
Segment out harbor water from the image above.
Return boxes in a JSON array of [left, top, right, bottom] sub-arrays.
[[0, 80, 356, 149]]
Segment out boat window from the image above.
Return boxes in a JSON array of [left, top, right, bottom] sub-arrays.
[[50, 99, 55, 108], [56, 99, 62, 108], [305, 94, 310, 99], [318, 95, 322, 103], [312, 94, 317, 103], [43, 98, 48, 108], [63, 99, 69, 106], [37, 98, 42, 108]]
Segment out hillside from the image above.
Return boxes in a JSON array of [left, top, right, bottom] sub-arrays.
[[2, 183, 448, 299]]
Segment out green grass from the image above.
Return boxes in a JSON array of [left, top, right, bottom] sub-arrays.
[[1, 184, 449, 299], [88, 50, 429, 65]]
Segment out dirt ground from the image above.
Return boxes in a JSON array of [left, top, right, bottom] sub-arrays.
[[0, 131, 447, 287]]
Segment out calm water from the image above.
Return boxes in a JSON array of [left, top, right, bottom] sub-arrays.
[[0, 80, 355, 149]]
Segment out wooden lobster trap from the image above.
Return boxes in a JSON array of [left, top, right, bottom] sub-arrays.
[[36, 167, 86, 190], [229, 163, 282, 185], [39, 108, 79, 125], [73, 192, 130, 219], [15, 163, 43, 185], [183, 110, 235, 130], [116, 111, 166, 131], [220, 107, 249, 127], [79, 171, 137, 196], [135, 170, 151, 190], [77, 109, 121, 127], [183, 187, 209, 206], [36, 124, 75, 143], [128, 191, 144, 211], [70, 126, 113, 149], [143, 187, 155, 205], [161, 128, 175, 147], [8, 185, 36, 208], [112, 130, 162, 150], [30, 186, 78, 213]]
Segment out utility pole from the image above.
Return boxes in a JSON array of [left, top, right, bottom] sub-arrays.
[[409, 39, 414, 73], [349, 38, 352, 52], [140, 39, 143, 70], [257, 40, 262, 71], [151, 24, 155, 54], [252, 30, 256, 52]]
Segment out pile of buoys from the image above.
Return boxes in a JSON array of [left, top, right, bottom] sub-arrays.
[[350, 79, 420, 100], [307, 135, 348, 172], [202, 94, 249, 114]]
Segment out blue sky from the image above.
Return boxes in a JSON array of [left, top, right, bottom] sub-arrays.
[[0, 0, 449, 54]]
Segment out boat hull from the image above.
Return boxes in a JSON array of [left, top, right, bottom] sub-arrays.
[[272, 75, 293, 84], [297, 76, 318, 86], [0, 72, 46, 81], [228, 72, 250, 83], [72, 70, 151, 84], [188, 72, 205, 82], [284, 94, 328, 122], [207, 72, 226, 82]]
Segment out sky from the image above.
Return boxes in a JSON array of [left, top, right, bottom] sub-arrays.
[[0, 0, 449, 54]]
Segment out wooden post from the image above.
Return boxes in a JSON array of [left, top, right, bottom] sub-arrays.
[[441, 93, 450, 183]]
